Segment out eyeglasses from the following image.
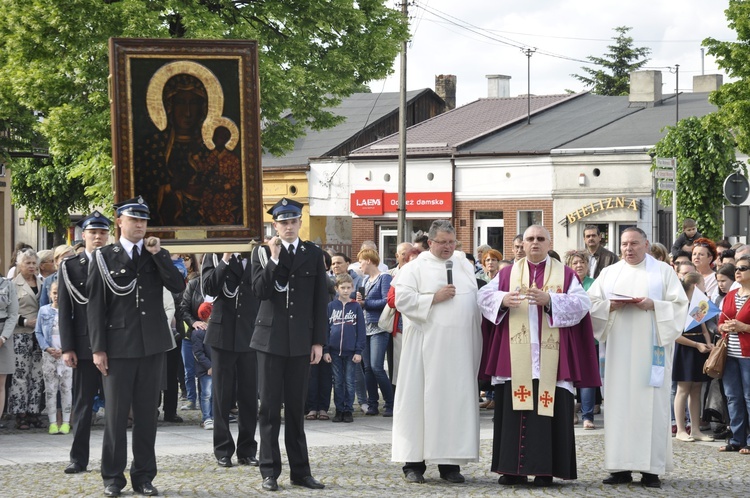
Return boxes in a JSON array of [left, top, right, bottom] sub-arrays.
[[430, 239, 457, 247], [525, 236, 546, 242], [736, 266, 750, 272]]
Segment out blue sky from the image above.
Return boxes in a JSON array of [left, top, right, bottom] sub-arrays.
[[371, 0, 737, 104]]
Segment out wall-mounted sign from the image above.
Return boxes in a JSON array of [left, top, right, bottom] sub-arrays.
[[350, 190, 452, 216], [562, 197, 640, 225]]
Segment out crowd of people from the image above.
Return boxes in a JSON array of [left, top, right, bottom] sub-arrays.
[[2, 209, 749, 493]]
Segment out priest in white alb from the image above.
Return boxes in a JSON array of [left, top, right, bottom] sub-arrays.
[[391, 220, 482, 485], [588, 227, 688, 489], [478, 225, 600, 487]]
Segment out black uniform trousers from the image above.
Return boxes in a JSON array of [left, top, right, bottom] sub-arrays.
[[212, 347, 258, 460], [101, 353, 165, 489], [69, 359, 101, 468], [162, 342, 181, 418], [257, 351, 311, 480]]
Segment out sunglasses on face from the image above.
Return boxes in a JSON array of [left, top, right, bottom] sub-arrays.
[[736, 266, 750, 272], [525, 237, 546, 242]]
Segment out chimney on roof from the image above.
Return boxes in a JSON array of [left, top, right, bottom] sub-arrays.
[[435, 74, 457, 111], [693, 74, 723, 93], [629, 70, 663, 107], [486, 74, 511, 98]]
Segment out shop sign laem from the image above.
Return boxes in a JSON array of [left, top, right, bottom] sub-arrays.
[[350, 190, 452, 216]]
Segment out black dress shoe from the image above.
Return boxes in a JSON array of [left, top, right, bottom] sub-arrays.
[[262, 477, 278, 491], [603, 471, 632, 485], [64, 462, 86, 474], [533, 476, 553, 487], [497, 474, 528, 485], [163, 414, 183, 423], [440, 471, 465, 483], [641, 473, 661, 488], [133, 481, 159, 496], [404, 470, 425, 483], [291, 475, 325, 489], [103, 485, 122, 497], [237, 456, 259, 466], [217, 456, 233, 467]]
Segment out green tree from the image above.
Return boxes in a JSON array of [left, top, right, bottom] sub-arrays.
[[704, 0, 750, 155], [0, 0, 407, 233], [651, 114, 744, 240], [572, 26, 651, 96]]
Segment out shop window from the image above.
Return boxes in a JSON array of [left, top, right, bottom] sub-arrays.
[[518, 210, 542, 235]]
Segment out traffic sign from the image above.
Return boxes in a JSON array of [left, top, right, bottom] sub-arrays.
[[656, 157, 676, 169], [724, 172, 750, 205], [654, 169, 675, 179], [658, 180, 676, 191]]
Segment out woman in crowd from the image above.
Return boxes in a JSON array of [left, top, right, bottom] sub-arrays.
[[717, 255, 750, 453], [480, 249, 503, 283], [692, 238, 718, 300], [673, 272, 714, 442], [356, 248, 394, 417], [9, 249, 44, 430], [39, 245, 75, 306], [651, 242, 669, 262], [6, 242, 33, 279], [0, 256, 19, 429], [178, 254, 202, 411], [716, 263, 736, 309], [565, 250, 598, 429]]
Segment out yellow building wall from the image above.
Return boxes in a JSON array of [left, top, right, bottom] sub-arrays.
[[261, 169, 325, 243]]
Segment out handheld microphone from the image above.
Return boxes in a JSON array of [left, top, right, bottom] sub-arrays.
[[445, 260, 453, 285]]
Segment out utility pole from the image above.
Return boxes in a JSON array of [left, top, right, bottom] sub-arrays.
[[397, 0, 408, 244], [522, 47, 536, 125]]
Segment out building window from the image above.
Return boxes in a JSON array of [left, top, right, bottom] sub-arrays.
[[518, 210, 542, 235]]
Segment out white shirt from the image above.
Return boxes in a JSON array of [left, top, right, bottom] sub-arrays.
[[118, 237, 144, 260]]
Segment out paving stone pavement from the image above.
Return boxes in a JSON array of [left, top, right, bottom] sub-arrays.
[[1, 408, 748, 497]]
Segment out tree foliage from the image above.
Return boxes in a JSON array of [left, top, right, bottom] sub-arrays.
[[651, 114, 744, 240], [572, 26, 651, 96], [0, 0, 407, 232], [704, 0, 750, 155]]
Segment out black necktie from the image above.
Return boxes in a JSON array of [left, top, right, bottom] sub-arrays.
[[132, 245, 140, 267], [288, 244, 295, 261]]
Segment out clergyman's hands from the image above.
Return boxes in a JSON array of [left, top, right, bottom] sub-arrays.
[[526, 287, 550, 307], [432, 285, 456, 304]]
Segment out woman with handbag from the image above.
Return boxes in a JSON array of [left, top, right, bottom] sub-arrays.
[[717, 255, 750, 453], [356, 249, 394, 417]]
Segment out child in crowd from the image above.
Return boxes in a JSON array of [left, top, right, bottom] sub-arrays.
[[670, 218, 702, 258], [193, 302, 214, 430], [34, 281, 72, 435], [323, 274, 366, 423]]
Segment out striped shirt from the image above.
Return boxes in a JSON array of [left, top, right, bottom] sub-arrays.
[[729, 294, 749, 358]]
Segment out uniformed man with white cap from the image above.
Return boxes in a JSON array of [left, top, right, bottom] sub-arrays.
[[251, 198, 328, 492], [87, 197, 185, 497], [59, 210, 111, 475]]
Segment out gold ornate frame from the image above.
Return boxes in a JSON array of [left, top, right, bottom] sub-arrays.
[[109, 38, 262, 251]]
